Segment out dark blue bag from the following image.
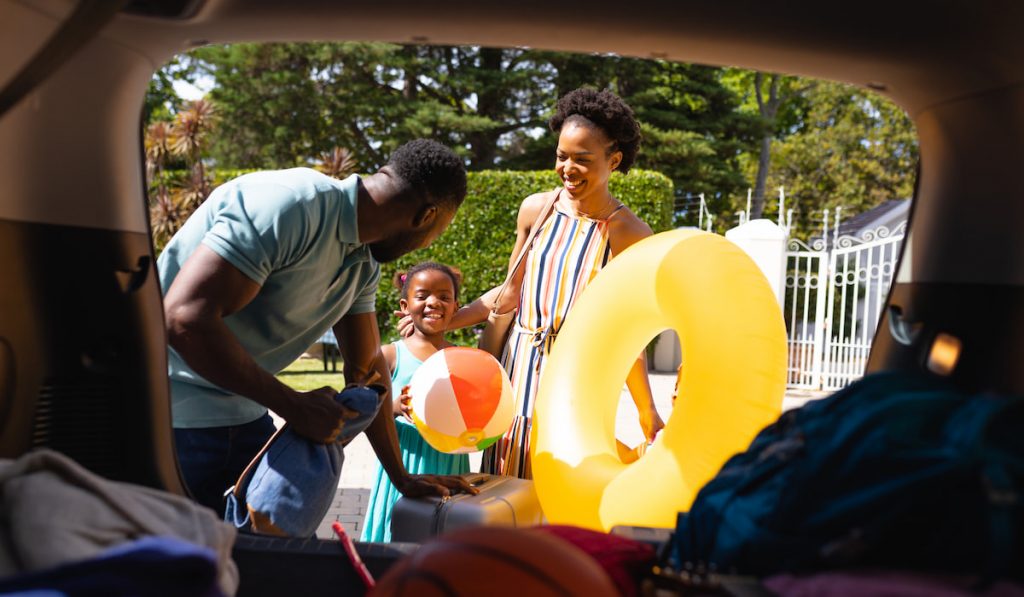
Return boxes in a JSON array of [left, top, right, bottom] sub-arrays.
[[672, 371, 1024, 579]]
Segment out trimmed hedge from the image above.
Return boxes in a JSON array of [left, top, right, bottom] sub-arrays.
[[154, 168, 674, 345]]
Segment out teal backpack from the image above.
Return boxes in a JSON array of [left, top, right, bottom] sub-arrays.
[[672, 372, 1024, 580]]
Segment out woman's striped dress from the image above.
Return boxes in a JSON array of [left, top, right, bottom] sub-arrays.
[[482, 199, 623, 479]]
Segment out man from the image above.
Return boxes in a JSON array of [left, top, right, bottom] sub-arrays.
[[158, 139, 473, 515]]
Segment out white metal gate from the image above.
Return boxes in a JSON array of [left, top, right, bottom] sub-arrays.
[[784, 215, 906, 391]]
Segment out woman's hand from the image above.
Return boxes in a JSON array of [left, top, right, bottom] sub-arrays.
[[393, 310, 415, 337], [393, 384, 413, 422], [639, 403, 665, 444]]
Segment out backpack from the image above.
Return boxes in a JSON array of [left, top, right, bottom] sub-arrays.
[[671, 371, 1024, 580]]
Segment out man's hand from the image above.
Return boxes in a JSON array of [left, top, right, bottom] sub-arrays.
[[393, 310, 415, 338], [395, 474, 479, 498], [279, 386, 358, 443]]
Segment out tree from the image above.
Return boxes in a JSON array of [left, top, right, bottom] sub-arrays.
[[147, 44, 917, 240], [501, 54, 758, 222], [182, 43, 552, 172], [762, 81, 918, 238]]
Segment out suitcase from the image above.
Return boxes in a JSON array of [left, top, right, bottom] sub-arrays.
[[390, 473, 542, 542]]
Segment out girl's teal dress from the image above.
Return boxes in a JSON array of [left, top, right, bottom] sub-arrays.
[[360, 340, 470, 542]]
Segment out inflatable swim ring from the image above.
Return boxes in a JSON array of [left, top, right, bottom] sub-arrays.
[[531, 229, 787, 530]]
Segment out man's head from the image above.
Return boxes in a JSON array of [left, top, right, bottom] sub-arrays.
[[366, 139, 467, 263]]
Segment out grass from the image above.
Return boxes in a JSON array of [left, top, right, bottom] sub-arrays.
[[275, 356, 347, 392]]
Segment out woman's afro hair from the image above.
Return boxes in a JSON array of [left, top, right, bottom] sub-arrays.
[[548, 88, 641, 174]]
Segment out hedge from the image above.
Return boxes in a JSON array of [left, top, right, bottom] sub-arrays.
[[154, 168, 674, 345]]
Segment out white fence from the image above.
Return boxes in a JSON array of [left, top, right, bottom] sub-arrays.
[[784, 215, 906, 391]]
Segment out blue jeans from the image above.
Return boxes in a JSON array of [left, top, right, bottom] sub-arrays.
[[174, 414, 277, 517]]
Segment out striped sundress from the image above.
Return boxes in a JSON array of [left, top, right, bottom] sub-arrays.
[[482, 198, 623, 479]]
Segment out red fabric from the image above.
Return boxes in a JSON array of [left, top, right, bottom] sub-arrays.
[[532, 525, 655, 597]]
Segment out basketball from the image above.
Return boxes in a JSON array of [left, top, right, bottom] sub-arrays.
[[407, 347, 514, 454], [371, 526, 618, 596]]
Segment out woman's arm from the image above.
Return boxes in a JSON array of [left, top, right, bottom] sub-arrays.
[[609, 208, 665, 442]]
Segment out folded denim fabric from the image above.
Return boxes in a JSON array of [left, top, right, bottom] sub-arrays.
[[225, 384, 384, 537]]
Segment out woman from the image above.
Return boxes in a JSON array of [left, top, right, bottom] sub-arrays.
[[432, 88, 666, 478]]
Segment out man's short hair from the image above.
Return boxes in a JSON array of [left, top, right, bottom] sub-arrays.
[[387, 139, 467, 213]]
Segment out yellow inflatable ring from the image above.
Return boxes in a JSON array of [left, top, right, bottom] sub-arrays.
[[531, 229, 787, 531]]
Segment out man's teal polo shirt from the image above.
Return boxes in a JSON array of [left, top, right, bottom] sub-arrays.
[[157, 169, 381, 428]]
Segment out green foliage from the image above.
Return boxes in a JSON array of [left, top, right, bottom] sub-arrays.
[[373, 169, 674, 345], [181, 43, 551, 172], [748, 81, 918, 238], [146, 43, 918, 249]]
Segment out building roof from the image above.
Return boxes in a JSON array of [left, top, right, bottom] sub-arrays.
[[833, 199, 910, 238]]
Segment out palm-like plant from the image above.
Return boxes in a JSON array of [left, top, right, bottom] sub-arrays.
[[170, 98, 216, 201], [149, 186, 185, 251], [145, 98, 218, 252], [316, 146, 357, 179], [144, 120, 173, 183]]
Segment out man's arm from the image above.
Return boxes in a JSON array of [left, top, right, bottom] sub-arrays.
[[335, 311, 475, 497], [164, 244, 348, 442]]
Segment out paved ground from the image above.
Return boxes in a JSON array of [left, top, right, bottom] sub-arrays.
[[296, 372, 827, 540]]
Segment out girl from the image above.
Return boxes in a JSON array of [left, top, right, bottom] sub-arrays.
[[361, 261, 470, 542], [450, 87, 666, 478]]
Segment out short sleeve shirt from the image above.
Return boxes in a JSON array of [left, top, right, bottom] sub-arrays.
[[157, 169, 380, 428]]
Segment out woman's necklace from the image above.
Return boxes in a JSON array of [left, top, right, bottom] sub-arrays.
[[563, 195, 620, 220]]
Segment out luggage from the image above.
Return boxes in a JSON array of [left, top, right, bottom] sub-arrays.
[[671, 371, 1024, 580], [390, 473, 542, 542]]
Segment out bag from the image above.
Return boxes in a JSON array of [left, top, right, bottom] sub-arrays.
[[671, 371, 1024, 580], [477, 308, 517, 360], [390, 473, 543, 542], [224, 384, 384, 538], [476, 190, 560, 359]]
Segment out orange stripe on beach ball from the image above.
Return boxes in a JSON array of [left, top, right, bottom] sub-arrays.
[[444, 347, 504, 429]]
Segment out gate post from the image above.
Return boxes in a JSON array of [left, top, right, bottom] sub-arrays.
[[725, 219, 788, 307]]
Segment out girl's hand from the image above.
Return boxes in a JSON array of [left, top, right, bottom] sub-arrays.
[[393, 384, 413, 422], [393, 310, 415, 338]]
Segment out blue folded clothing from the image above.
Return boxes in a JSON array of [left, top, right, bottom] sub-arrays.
[[225, 384, 384, 537], [0, 536, 224, 597]]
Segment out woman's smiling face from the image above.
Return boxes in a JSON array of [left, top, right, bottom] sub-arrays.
[[555, 119, 622, 202]]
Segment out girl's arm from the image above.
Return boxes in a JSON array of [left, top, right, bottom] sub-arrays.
[[609, 208, 665, 443], [381, 342, 397, 375]]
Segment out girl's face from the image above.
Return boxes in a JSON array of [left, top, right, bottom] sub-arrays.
[[555, 120, 623, 202], [399, 269, 458, 336]]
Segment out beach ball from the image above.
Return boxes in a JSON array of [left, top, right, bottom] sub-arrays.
[[408, 347, 514, 454]]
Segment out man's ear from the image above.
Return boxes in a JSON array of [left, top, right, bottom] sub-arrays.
[[411, 203, 438, 230]]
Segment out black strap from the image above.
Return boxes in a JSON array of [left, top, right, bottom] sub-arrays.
[[0, 0, 128, 117]]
